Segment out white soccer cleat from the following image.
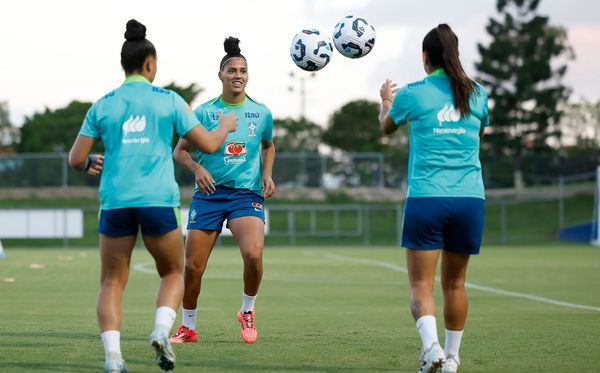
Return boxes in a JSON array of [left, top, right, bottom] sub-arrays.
[[418, 342, 446, 373], [149, 330, 176, 371], [441, 354, 460, 372], [104, 351, 128, 373]]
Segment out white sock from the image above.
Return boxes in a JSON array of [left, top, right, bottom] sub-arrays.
[[182, 308, 197, 330], [416, 315, 439, 350], [444, 329, 464, 360], [240, 292, 257, 313], [154, 306, 177, 336], [101, 330, 121, 357]]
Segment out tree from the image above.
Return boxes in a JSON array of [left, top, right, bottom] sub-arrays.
[[163, 82, 203, 105], [321, 99, 410, 187], [476, 0, 574, 185], [322, 99, 386, 152], [17, 82, 203, 153], [556, 100, 600, 150], [18, 101, 92, 153], [0, 101, 18, 151], [273, 117, 323, 153]]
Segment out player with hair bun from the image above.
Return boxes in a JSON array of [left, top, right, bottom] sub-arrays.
[[170, 36, 275, 345], [68, 19, 237, 373]]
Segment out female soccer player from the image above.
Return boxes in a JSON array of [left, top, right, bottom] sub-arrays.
[[378, 24, 489, 373], [68, 20, 237, 373], [169, 36, 275, 345]]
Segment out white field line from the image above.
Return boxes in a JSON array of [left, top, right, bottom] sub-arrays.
[[319, 252, 600, 313]]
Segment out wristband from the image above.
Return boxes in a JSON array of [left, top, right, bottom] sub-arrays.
[[84, 156, 93, 172]]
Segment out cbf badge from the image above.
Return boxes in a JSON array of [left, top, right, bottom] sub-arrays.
[[247, 122, 258, 137]]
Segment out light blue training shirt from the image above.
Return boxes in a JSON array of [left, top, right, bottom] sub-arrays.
[[79, 75, 199, 209], [193, 95, 273, 195], [389, 69, 489, 199]]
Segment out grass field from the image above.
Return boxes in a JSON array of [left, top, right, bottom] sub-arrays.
[[1, 245, 600, 372]]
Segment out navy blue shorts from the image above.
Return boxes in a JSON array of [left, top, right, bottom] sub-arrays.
[[98, 207, 181, 237], [402, 197, 484, 254], [187, 186, 265, 232]]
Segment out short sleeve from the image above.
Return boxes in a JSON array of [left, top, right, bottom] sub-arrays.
[[172, 93, 198, 137], [389, 87, 411, 126], [481, 93, 490, 127], [79, 105, 101, 139], [262, 110, 273, 141], [194, 106, 210, 128]]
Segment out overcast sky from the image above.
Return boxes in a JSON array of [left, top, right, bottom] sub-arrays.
[[1, 0, 599, 127]]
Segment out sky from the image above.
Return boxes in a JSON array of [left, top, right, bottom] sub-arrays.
[[1, 0, 599, 127]]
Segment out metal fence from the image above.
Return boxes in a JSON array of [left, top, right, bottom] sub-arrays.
[[0, 152, 390, 188], [0, 153, 596, 247]]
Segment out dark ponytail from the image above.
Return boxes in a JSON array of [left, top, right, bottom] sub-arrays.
[[120, 19, 156, 73], [423, 24, 475, 117]]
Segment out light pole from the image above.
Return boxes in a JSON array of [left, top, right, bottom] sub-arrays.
[[288, 71, 316, 121]]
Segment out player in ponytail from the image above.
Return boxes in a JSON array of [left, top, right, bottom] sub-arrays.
[[378, 24, 490, 373]]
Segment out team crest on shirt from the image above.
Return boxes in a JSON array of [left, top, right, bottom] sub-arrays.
[[247, 122, 258, 137], [252, 202, 263, 212], [224, 141, 247, 165]]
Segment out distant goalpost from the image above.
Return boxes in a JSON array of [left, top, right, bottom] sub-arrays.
[[593, 165, 600, 247]]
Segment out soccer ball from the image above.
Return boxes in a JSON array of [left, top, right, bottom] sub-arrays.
[[333, 15, 376, 58], [290, 29, 333, 71]]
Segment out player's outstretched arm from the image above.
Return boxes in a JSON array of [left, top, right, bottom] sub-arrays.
[[184, 110, 238, 153], [378, 79, 400, 135]]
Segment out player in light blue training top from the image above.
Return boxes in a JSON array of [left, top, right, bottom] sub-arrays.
[[378, 24, 489, 373], [170, 37, 275, 346], [68, 19, 237, 373]]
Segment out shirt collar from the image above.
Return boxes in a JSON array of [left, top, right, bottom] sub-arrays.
[[218, 95, 247, 108], [124, 74, 151, 84], [428, 68, 447, 77]]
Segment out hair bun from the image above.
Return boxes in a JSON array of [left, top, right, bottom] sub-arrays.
[[124, 19, 146, 42], [223, 37, 241, 55]]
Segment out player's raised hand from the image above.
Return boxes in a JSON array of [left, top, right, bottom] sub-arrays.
[[218, 109, 238, 133], [380, 79, 398, 103]]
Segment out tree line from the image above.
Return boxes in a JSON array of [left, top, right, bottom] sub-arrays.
[[1, 0, 599, 188]]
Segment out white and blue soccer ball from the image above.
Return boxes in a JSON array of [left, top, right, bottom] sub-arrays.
[[333, 15, 376, 58], [290, 29, 333, 71]]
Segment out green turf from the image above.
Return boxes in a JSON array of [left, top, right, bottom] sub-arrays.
[[1, 245, 599, 372]]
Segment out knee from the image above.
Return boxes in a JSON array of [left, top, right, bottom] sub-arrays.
[[100, 277, 127, 291], [410, 279, 434, 293], [184, 261, 207, 279], [241, 244, 263, 266], [441, 278, 466, 293]]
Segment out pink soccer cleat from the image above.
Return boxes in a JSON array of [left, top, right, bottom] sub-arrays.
[[169, 325, 198, 344], [237, 309, 257, 344]]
